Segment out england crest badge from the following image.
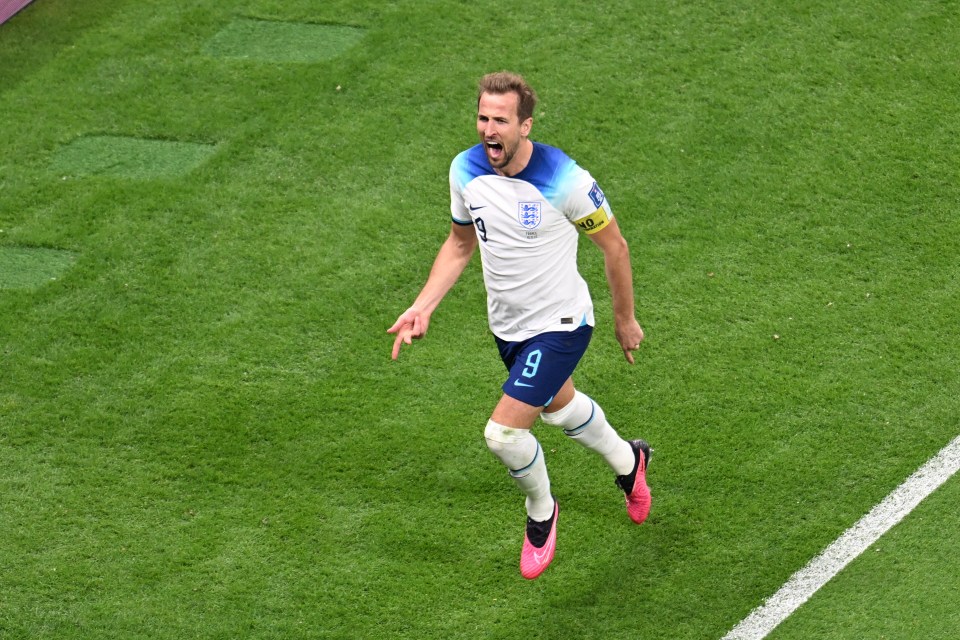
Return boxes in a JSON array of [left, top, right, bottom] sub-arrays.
[[518, 201, 542, 229]]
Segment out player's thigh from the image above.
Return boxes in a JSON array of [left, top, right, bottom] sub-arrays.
[[542, 378, 576, 414], [490, 394, 543, 429], [498, 325, 592, 410]]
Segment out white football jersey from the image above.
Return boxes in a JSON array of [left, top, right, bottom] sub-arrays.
[[449, 142, 615, 341]]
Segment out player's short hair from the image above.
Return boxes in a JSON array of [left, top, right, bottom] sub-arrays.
[[478, 71, 537, 122]]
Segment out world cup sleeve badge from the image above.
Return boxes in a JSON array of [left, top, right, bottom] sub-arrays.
[[588, 182, 605, 209], [518, 201, 542, 229]]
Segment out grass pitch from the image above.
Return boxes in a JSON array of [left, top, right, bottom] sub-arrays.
[[1, 1, 958, 638]]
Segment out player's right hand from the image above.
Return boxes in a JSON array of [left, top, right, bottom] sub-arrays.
[[387, 309, 429, 360]]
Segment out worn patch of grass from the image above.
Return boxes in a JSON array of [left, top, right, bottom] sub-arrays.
[[204, 19, 365, 63], [49, 136, 218, 179], [0, 246, 75, 289]]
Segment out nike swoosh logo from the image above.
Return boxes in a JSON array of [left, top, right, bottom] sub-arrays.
[[533, 547, 551, 564], [513, 380, 534, 388], [469, 204, 486, 211]]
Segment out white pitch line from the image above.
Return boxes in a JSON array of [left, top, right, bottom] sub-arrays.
[[722, 434, 960, 640]]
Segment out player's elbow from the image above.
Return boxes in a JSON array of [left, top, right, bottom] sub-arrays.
[[602, 233, 630, 259]]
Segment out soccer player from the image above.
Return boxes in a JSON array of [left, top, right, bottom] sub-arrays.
[[388, 71, 651, 580]]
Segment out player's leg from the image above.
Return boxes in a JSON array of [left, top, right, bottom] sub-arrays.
[[541, 379, 634, 474], [487, 395, 553, 520], [487, 329, 590, 578], [489, 329, 588, 524], [485, 396, 557, 580], [540, 379, 652, 524]]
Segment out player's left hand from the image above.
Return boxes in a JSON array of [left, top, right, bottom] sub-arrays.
[[616, 319, 644, 365]]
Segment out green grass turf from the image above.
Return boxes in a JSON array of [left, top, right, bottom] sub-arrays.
[[0, 247, 75, 289], [769, 476, 960, 639], [50, 136, 217, 179], [204, 19, 365, 63], [1, 0, 959, 638]]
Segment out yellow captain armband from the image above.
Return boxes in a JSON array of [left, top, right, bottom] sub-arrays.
[[575, 208, 611, 235]]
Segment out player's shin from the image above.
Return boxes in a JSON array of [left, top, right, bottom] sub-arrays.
[[540, 391, 634, 476], [484, 420, 554, 521]]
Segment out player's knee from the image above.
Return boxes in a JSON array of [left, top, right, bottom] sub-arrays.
[[484, 420, 538, 472], [540, 390, 602, 435], [484, 419, 528, 451]]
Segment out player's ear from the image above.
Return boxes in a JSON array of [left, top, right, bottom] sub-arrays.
[[520, 117, 533, 137]]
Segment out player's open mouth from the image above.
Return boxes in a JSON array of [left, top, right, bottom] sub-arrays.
[[486, 141, 503, 159]]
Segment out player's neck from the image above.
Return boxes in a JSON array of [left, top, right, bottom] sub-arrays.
[[497, 139, 534, 178]]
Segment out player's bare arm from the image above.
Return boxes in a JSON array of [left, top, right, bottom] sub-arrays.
[[388, 222, 478, 360], [587, 218, 645, 364]]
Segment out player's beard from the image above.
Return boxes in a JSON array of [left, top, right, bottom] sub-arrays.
[[485, 138, 517, 171]]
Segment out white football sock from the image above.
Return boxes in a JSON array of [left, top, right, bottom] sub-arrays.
[[540, 391, 634, 476], [484, 420, 555, 521]]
